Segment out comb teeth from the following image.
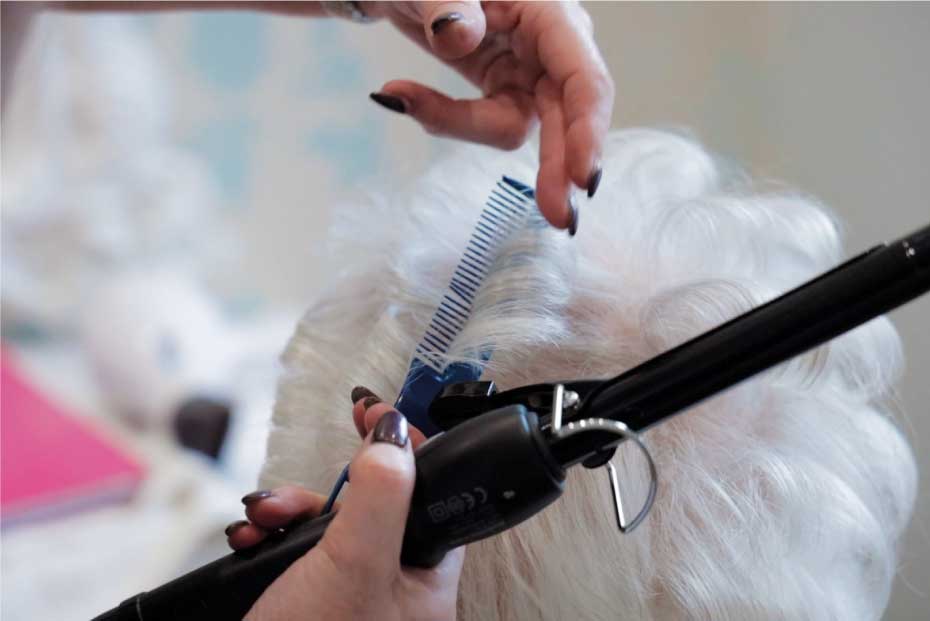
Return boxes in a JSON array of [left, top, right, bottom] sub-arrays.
[[413, 178, 536, 371]]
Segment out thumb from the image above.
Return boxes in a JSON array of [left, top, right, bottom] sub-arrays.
[[318, 410, 414, 577], [415, 1, 486, 60]]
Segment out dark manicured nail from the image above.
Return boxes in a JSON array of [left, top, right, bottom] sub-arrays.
[[431, 12, 463, 35], [369, 92, 406, 114], [225, 520, 249, 536], [362, 395, 381, 409], [241, 490, 274, 505], [587, 166, 603, 198], [351, 386, 376, 403], [568, 198, 579, 237], [372, 410, 408, 448]]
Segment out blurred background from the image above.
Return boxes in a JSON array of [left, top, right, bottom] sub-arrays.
[[1, 3, 927, 619]]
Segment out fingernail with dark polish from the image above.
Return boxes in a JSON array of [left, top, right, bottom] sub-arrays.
[[241, 490, 274, 505], [225, 520, 249, 536], [568, 199, 579, 237], [369, 92, 406, 114], [351, 385, 376, 404], [372, 410, 408, 448], [587, 166, 603, 198], [362, 395, 381, 409], [431, 12, 463, 35]]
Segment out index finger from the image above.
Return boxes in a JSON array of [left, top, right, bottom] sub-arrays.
[[527, 2, 614, 190]]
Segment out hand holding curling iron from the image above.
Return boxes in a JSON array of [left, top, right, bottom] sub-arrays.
[[227, 398, 463, 621]]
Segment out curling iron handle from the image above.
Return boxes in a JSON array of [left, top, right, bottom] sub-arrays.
[[402, 405, 565, 566], [93, 512, 337, 621], [95, 405, 564, 621]]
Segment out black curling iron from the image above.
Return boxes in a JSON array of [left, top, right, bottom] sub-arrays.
[[94, 223, 930, 621]]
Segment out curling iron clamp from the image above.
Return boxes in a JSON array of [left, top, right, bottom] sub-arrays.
[[94, 205, 930, 619]]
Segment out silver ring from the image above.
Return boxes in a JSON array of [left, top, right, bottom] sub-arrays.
[[320, 1, 376, 24]]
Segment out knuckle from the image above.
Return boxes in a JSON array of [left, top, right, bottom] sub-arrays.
[[497, 121, 533, 151], [353, 448, 414, 493], [416, 112, 445, 137], [317, 537, 379, 581], [498, 133, 525, 151], [538, 152, 561, 170], [591, 71, 615, 100], [423, 123, 445, 137], [275, 484, 303, 498]]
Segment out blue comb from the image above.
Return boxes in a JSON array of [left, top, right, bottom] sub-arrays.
[[321, 176, 537, 514], [395, 175, 537, 436]]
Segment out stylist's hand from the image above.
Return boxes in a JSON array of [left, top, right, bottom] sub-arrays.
[[226, 389, 463, 621], [368, 0, 613, 231], [44, 1, 611, 232]]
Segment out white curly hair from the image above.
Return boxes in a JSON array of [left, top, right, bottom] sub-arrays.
[[260, 129, 916, 621]]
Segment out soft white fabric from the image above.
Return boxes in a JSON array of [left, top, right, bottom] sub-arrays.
[[1, 14, 220, 333], [261, 130, 917, 620]]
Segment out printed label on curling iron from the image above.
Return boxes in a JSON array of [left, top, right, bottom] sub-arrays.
[[424, 490, 508, 548], [426, 486, 489, 523]]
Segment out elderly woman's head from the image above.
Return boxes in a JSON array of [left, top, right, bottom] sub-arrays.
[[261, 130, 915, 621]]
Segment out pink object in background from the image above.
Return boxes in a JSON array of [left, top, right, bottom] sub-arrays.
[[1, 350, 145, 527]]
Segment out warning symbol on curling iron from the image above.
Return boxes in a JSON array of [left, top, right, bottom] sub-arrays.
[[427, 502, 449, 523], [426, 487, 490, 524], [447, 495, 466, 516]]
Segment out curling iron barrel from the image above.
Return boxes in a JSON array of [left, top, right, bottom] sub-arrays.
[[550, 223, 930, 467]]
